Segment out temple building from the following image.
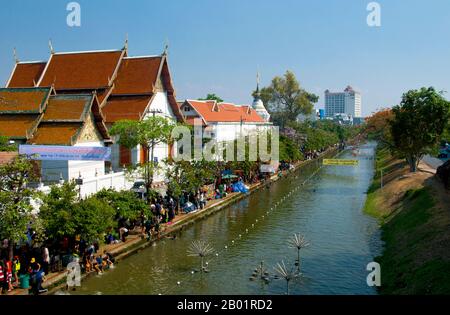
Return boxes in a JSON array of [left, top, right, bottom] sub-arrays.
[[2, 42, 182, 184], [251, 73, 270, 122]]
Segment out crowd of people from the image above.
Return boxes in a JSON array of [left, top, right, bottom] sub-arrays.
[[0, 252, 49, 295], [0, 163, 304, 295]]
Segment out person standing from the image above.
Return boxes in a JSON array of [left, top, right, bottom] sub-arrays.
[[42, 247, 50, 275], [199, 192, 206, 209], [5, 259, 13, 292], [0, 260, 6, 295], [12, 256, 20, 287]]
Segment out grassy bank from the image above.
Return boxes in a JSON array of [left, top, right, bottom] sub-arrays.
[[364, 145, 450, 294]]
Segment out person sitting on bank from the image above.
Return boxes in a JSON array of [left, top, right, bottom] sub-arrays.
[[83, 254, 92, 273], [103, 251, 114, 268], [92, 255, 103, 274]]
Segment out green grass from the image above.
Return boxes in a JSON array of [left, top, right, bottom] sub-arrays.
[[374, 187, 450, 294], [363, 145, 450, 294], [364, 146, 396, 218]]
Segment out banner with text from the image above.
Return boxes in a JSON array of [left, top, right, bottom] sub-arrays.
[[19, 145, 111, 161], [323, 159, 358, 166]]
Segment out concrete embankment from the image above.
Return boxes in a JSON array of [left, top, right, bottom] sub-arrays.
[[364, 146, 450, 294]]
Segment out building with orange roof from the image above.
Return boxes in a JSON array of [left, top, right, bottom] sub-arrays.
[[3, 42, 183, 185], [179, 98, 272, 144], [0, 86, 111, 182]]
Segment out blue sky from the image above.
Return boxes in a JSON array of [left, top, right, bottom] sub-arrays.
[[1, 0, 450, 116]]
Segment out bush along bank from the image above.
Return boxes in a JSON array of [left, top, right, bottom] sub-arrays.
[[364, 145, 450, 294]]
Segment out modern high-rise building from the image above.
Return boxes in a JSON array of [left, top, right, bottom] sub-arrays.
[[324, 86, 361, 118]]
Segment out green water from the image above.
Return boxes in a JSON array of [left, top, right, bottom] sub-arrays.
[[71, 143, 381, 295]]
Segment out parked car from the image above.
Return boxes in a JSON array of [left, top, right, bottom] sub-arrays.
[[131, 180, 146, 200]]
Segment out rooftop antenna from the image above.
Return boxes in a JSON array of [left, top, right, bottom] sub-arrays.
[[49, 39, 55, 54], [13, 47, 19, 64]]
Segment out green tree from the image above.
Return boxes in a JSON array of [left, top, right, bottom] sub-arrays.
[[258, 71, 318, 128], [0, 135, 17, 152], [95, 188, 149, 221], [74, 197, 116, 244], [40, 182, 116, 245], [390, 87, 450, 172], [110, 116, 176, 204], [198, 94, 224, 103], [0, 156, 38, 259], [39, 181, 79, 242]]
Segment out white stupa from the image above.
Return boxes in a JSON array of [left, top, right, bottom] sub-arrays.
[[252, 72, 270, 122]]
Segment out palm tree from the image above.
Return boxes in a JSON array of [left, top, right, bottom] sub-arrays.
[[187, 240, 214, 273], [289, 233, 310, 273]]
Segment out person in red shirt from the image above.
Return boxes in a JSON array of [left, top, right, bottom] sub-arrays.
[[5, 259, 13, 292]]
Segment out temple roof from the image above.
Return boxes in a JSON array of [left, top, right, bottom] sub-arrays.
[[0, 114, 41, 139], [6, 62, 47, 88], [0, 87, 52, 113], [102, 95, 152, 124], [112, 56, 162, 95], [37, 50, 124, 90]]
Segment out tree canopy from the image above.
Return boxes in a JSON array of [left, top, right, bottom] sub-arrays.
[[40, 182, 116, 244], [0, 156, 39, 259], [258, 71, 318, 128], [198, 93, 224, 103], [390, 87, 450, 172], [110, 116, 177, 203], [0, 135, 17, 152]]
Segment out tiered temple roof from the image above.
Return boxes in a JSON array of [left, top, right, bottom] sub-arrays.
[[2, 45, 183, 145]]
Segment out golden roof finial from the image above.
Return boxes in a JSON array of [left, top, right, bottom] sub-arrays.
[[13, 47, 19, 64], [49, 39, 55, 54]]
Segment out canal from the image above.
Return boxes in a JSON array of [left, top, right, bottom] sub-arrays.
[[73, 142, 382, 295]]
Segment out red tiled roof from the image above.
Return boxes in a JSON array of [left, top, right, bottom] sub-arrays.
[[102, 95, 151, 123], [0, 88, 51, 113], [0, 114, 41, 139], [29, 122, 83, 145], [112, 57, 162, 95], [42, 95, 91, 121], [7, 62, 47, 88], [38, 50, 123, 90], [184, 100, 266, 124]]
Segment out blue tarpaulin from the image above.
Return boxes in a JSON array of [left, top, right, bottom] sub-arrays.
[[232, 181, 249, 194]]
